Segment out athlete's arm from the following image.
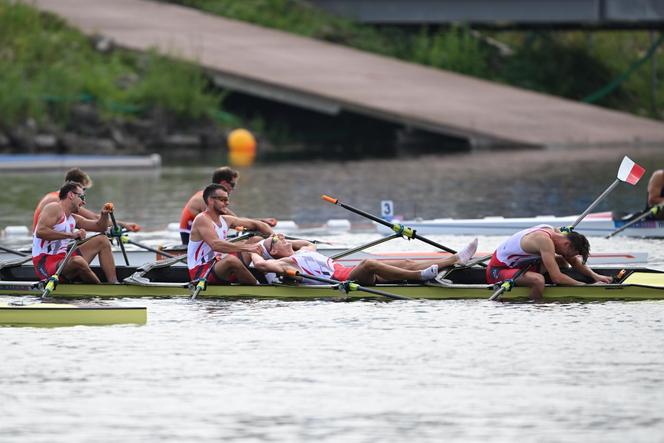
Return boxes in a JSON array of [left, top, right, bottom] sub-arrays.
[[35, 204, 85, 240], [531, 234, 586, 286], [290, 239, 316, 251], [74, 204, 111, 232], [250, 253, 294, 274], [196, 215, 263, 255], [565, 255, 613, 283], [225, 215, 273, 237], [647, 170, 664, 207], [188, 194, 206, 217]]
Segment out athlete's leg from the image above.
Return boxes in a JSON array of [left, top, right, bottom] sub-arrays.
[[78, 235, 118, 283], [62, 255, 101, 283], [214, 255, 258, 285]]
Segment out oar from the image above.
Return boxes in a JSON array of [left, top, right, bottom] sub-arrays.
[[191, 256, 220, 300], [108, 206, 130, 266], [488, 265, 533, 301], [564, 156, 645, 231], [0, 245, 29, 257], [124, 238, 176, 259], [40, 233, 101, 299], [284, 269, 410, 300], [321, 194, 487, 267], [330, 233, 401, 260], [606, 203, 664, 239]]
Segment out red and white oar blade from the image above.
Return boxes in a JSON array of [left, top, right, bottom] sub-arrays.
[[616, 156, 645, 185]]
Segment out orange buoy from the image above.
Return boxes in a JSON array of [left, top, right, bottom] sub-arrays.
[[227, 129, 256, 166]]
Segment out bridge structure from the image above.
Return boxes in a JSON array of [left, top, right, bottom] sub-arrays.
[[30, 0, 664, 150], [309, 0, 664, 28]]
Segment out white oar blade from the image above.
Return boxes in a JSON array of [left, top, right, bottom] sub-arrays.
[[616, 156, 645, 185]]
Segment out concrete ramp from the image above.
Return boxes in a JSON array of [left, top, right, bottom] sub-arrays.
[[32, 0, 664, 148]]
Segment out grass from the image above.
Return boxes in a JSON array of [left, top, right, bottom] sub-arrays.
[[0, 1, 226, 127]]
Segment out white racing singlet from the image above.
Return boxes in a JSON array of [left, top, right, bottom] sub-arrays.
[[187, 215, 229, 269], [32, 214, 76, 257], [290, 250, 336, 285], [495, 224, 554, 267]]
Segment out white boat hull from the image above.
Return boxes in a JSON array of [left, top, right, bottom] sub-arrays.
[[376, 212, 664, 238]]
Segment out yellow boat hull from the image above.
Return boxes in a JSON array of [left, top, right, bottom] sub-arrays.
[[0, 302, 147, 326]]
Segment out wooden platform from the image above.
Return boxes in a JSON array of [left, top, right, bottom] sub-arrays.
[[32, 0, 664, 148]]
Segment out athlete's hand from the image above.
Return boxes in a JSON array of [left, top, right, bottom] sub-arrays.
[[250, 243, 265, 256], [261, 218, 278, 227], [71, 229, 86, 240], [102, 202, 114, 213], [594, 274, 613, 284], [122, 222, 142, 232]]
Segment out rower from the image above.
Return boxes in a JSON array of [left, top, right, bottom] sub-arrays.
[[32, 168, 141, 233], [485, 225, 612, 300], [32, 182, 118, 283], [250, 234, 478, 285], [178, 166, 277, 245], [187, 184, 273, 285], [645, 169, 664, 220]]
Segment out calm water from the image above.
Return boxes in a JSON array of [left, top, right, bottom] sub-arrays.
[[2, 146, 664, 442]]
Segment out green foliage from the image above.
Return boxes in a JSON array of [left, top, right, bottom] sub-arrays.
[[0, 0, 229, 127], [126, 51, 223, 120], [162, 0, 664, 119]]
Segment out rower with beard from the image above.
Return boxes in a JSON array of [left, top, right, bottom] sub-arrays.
[[32, 181, 118, 283], [187, 184, 273, 285], [32, 168, 141, 233], [179, 166, 276, 245]]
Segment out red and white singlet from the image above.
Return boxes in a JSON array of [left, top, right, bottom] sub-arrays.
[[187, 214, 229, 270], [32, 213, 77, 258]]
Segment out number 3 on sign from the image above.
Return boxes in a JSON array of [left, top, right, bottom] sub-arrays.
[[381, 200, 394, 220]]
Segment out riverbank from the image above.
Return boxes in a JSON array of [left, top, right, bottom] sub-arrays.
[[0, 2, 234, 157], [1, 1, 662, 159]]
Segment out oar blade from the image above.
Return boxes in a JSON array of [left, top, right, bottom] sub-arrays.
[[616, 156, 645, 185]]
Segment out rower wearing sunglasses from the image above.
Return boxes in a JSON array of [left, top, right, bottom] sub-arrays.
[[32, 167, 141, 233], [187, 183, 274, 285], [179, 166, 277, 245], [32, 181, 118, 284], [251, 234, 478, 285]]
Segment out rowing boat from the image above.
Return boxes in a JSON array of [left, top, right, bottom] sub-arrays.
[[0, 302, 147, 326], [0, 246, 648, 267], [376, 211, 664, 237], [1, 265, 662, 302]]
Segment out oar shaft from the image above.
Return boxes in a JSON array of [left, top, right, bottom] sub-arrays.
[[109, 212, 130, 266], [41, 235, 100, 299], [191, 259, 218, 300], [126, 239, 175, 258], [606, 204, 663, 238], [285, 269, 409, 300], [330, 233, 401, 260], [489, 265, 531, 301], [0, 245, 28, 257], [572, 179, 619, 229], [322, 194, 388, 228], [321, 195, 472, 262]]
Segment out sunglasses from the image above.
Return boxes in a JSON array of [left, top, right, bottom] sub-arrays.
[[210, 195, 229, 202], [72, 191, 86, 201], [268, 234, 279, 252]]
